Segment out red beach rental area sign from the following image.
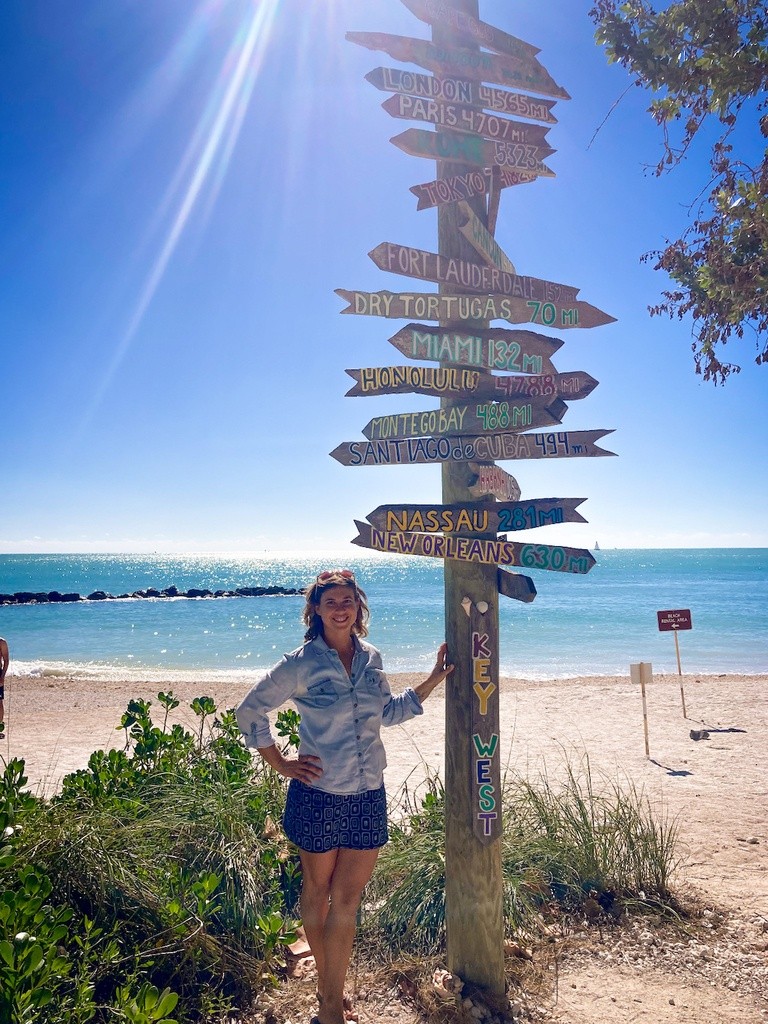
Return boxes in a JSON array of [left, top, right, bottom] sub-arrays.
[[656, 609, 692, 631]]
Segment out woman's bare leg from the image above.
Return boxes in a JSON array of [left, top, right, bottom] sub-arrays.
[[298, 849, 338, 1003], [300, 847, 379, 1024]]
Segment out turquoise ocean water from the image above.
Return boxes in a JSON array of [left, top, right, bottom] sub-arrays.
[[0, 551, 766, 680]]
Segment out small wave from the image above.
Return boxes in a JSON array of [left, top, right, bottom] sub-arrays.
[[10, 660, 264, 686]]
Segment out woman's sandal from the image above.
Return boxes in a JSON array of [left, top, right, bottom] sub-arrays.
[[315, 992, 358, 1022]]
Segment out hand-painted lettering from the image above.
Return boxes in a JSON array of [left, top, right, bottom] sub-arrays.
[[473, 656, 491, 682], [478, 783, 495, 812], [472, 733, 499, 758], [473, 681, 495, 714], [477, 811, 498, 835]]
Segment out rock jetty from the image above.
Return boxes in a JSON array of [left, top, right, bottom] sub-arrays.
[[0, 585, 303, 605]]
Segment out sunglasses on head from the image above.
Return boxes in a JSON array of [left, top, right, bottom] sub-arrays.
[[316, 568, 355, 583]]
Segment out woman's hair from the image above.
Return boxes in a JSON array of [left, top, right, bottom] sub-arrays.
[[302, 571, 370, 641]]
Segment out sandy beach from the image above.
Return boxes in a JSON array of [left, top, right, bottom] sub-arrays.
[[2, 669, 767, 1022]]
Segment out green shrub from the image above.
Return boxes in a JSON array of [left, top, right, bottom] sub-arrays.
[[1, 696, 302, 1021]]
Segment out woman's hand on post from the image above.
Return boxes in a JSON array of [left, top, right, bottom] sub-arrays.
[[414, 642, 454, 702]]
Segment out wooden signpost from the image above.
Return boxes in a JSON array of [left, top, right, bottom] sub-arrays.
[[331, 0, 617, 999], [382, 94, 553, 147], [391, 127, 555, 175], [366, 498, 588, 534], [346, 32, 571, 100], [365, 67, 558, 124], [337, 289, 616, 330], [368, 242, 579, 303], [388, 322, 563, 374], [345, 366, 597, 402], [352, 521, 596, 574], [398, 0, 541, 61], [410, 167, 538, 210], [361, 397, 567, 439], [329, 428, 616, 468]]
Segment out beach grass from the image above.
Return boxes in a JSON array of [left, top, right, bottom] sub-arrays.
[[363, 760, 680, 957]]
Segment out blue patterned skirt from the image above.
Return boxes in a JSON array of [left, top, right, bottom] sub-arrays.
[[283, 780, 389, 853]]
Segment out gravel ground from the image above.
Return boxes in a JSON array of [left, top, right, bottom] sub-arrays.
[[238, 895, 768, 1024]]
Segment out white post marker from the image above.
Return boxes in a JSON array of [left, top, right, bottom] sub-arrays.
[[630, 662, 652, 758], [656, 609, 692, 718]]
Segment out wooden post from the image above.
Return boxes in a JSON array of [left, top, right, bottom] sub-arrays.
[[656, 611, 691, 719], [631, 662, 652, 758], [436, 0, 505, 997], [673, 632, 687, 717]]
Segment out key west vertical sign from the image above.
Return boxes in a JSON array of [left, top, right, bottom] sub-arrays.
[[329, 0, 617, 997]]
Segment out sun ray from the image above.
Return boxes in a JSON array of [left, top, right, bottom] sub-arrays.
[[80, 0, 282, 429]]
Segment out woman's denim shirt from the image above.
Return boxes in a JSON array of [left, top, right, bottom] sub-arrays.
[[235, 635, 423, 794]]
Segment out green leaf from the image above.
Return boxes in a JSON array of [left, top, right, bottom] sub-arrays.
[[155, 989, 179, 1016]]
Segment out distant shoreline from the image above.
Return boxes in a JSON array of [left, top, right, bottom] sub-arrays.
[[7, 669, 764, 697], [0, 585, 302, 605], [8, 661, 768, 687]]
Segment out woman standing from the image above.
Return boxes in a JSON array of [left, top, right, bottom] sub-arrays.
[[236, 569, 452, 1024]]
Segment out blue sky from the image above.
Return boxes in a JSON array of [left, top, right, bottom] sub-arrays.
[[2, 0, 766, 555]]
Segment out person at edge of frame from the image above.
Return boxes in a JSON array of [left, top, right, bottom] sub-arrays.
[[0, 637, 9, 724], [235, 568, 453, 1024]]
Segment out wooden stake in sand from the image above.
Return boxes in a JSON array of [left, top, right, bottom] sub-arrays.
[[657, 609, 692, 717], [631, 662, 652, 758]]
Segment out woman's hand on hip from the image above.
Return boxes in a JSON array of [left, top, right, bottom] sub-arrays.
[[257, 744, 323, 783], [281, 753, 324, 784]]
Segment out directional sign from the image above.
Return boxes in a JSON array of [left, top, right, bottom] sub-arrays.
[[362, 397, 567, 439], [366, 498, 588, 534], [330, 429, 616, 468], [483, 370, 598, 401], [352, 521, 596, 574], [497, 568, 537, 603], [457, 202, 515, 274], [389, 323, 563, 375], [368, 242, 579, 304], [345, 366, 597, 402], [657, 609, 692, 632], [337, 289, 616, 330], [392, 128, 555, 175], [399, 0, 540, 61], [382, 94, 552, 147], [410, 167, 538, 211], [365, 69, 559, 125], [346, 32, 570, 101], [468, 463, 520, 500], [346, 364, 481, 397]]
